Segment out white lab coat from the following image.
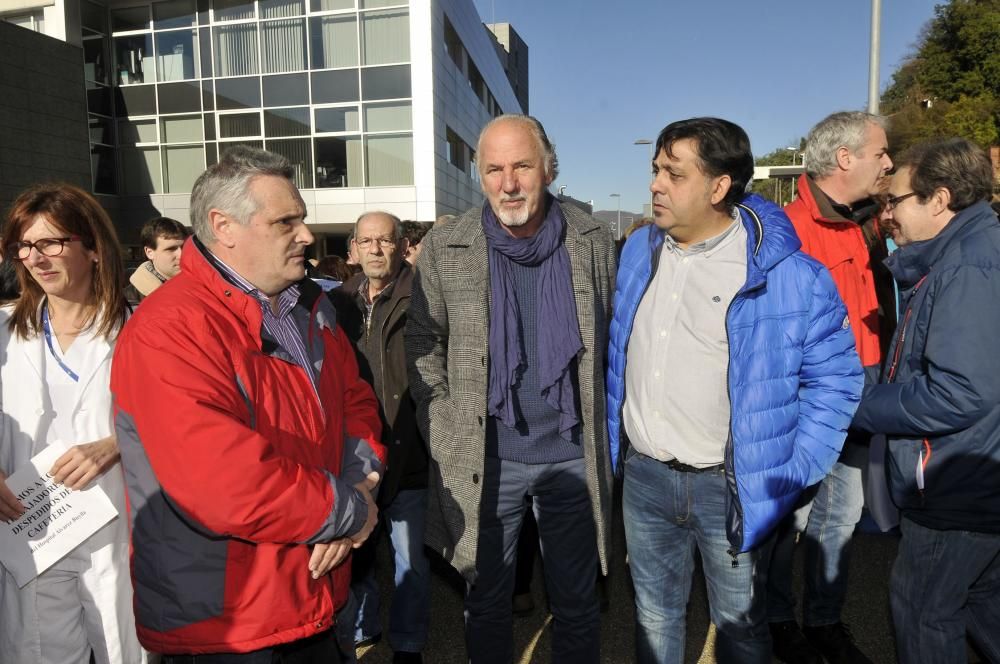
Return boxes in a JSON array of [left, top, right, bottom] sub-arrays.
[[0, 305, 144, 664]]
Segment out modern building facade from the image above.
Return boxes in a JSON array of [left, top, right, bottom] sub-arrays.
[[2, 0, 525, 249]]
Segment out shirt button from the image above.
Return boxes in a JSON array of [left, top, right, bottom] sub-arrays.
[[654, 370, 661, 378], [315, 620, 323, 628], [659, 330, 667, 338], [392, 394, 399, 400], [35, 408, 44, 416], [671, 293, 678, 300], [653, 410, 660, 419], [682, 257, 689, 264]]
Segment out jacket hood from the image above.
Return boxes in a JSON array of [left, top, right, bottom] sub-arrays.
[[737, 194, 801, 271], [885, 201, 998, 287]]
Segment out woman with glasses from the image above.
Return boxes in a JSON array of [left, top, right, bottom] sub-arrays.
[[0, 183, 144, 663]]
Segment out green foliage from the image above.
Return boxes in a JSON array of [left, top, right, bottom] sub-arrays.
[[882, 0, 1000, 153], [751, 144, 803, 205]]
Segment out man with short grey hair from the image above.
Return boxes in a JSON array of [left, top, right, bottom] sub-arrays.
[[112, 146, 385, 662], [407, 114, 615, 663], [769, 111, 894, 663], [331, 210, 430, 663]]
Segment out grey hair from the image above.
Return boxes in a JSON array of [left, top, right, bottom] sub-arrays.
[[354, 210, 403, 241], [803, 111, 889, 179], [189, 145, 295, 244], [476, 114, 560, 180]]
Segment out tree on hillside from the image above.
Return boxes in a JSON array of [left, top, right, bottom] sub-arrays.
[[881, 0, 1000, 153]]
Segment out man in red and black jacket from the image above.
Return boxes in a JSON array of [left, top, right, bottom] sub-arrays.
[[112, 146, 385, 662], [767, 111, 895, 664]]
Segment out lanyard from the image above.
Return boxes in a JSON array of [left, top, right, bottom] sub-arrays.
[[41, 307, 80, 383]]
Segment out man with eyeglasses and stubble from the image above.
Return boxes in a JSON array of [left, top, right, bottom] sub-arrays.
[[767, 111, 895, 664], [851, 138, 1000, 663], [330, 212, 430, 664]]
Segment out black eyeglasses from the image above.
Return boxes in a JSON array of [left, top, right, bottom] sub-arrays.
[[6, 236, 81, 261], [886, 192, 918, 211]]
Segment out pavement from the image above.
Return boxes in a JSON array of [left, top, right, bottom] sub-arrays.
[[354, 505, 905, 664]]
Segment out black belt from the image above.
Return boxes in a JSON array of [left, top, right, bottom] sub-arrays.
[[663, 458, 723, 473]]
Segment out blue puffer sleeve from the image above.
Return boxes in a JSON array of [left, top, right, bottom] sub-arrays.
[[795, 265, 864, 486]]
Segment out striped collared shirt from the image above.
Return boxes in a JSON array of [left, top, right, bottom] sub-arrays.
[[205, 250, 317, 393]]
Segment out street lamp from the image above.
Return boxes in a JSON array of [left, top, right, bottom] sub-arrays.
[[635, 139, 654, 219], [610, 193, 621, 241]]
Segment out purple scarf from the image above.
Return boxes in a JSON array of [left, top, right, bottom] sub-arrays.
[[483, 197, 583, 439]]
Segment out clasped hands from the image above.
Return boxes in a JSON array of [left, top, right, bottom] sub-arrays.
[[308, 471, 380, 579]]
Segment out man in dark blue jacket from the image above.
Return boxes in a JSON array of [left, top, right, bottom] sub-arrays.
[[853, 137, 1000, 663], [606, 118, 862, 664]]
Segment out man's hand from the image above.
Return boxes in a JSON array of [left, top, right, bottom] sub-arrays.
[[349, 482, 378, 548], [308, 539, 353, 579], [0, 470, 26, 523], [362, 471, 380, 492], [49, 436, 120, 490]]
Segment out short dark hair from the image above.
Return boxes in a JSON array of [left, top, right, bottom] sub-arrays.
[[654, 117, 754, 210], [140, 216, 189, 250], [896, 137, 994, 211], [401, 220, 432, 246]]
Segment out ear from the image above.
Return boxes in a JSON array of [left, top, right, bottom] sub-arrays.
[[835, 145, 853, 171], [710, 174, 733, 207], [930, 187, 952, 216], [144, 246, 155, 261], [209, 209, 238, 249]]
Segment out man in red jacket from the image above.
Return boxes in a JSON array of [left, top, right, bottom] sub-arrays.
[[767, 111, 894, 664], [112, 146, 385, 663]]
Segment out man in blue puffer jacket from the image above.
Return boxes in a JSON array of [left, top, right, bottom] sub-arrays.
[[606, 118, 862, 664], [852, 138, 1000, 663]]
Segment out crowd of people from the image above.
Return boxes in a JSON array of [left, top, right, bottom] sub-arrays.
[[0, 109, 998, 664]]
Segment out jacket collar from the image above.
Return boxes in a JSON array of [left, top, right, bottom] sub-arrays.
[[884, 200, 997, 287]]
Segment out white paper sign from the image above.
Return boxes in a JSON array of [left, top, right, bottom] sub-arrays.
[[0, 445, 118, 587]]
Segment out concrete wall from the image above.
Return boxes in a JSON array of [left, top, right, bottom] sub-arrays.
[[0, 20, 91, 216]]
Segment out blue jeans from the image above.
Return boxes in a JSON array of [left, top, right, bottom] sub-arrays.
[[351, 488, 431, 654], [767, 442, 866, 626], [466, 456, 600, 664], [623, 450, 772, 664], [891, 517, 1000, 663]]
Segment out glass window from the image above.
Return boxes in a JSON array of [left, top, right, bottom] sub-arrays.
[[264, 107, 311, 137], [220, 112, 262, 138], [309, 15, 357, 69], [443, 15, 463, 71], [214, 24, 259, 77], [115, 85, 157, 116], [206, 141, 218, 166], [315, 136, 362, 188], [221, 140, 264, 154], [311, 69, 359, 103], [215, 76, 261, 109], [111, 6, 149, 32], [118, 118, 158, 145], [261, 19, 306, 73], [155, 29, 197, 81], [267, 138, 313, 188], [360, 65, 409, 100], [365, 134, 412, 186], [361, 9, 408, 65], [161, 115, 203, 143], [311, 0, 355, 10], [91, 145, 117, 194], [214, 0, 255, 21], [81, 1, 108, 34], [163, 145, 204, 193], [114, 34, 154, 85], [89, 115, 114, 145], [153, 0, 196, 30], [315, 106, 359, 133], [360, 0, 407, 7], [446, 127, 466, 171], [198, 0, 210, 24], [158, 81, 202, 113], [198, 28, 213, 77], [84, 37, 109, 85], [204, 113, 216, 140], [88, 85, 113, 116], [260, 0, 305, 19], [122, 147, 163, 194], [363, 101, 410, 132], [262, 73, 309, 107], [202, 80, 215, 109]]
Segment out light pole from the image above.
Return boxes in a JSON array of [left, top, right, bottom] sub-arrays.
[[634, 139, 654, 218], [868, 0, 882, 114], [610, 193, 621, 241], [786, 146, 801, 198]]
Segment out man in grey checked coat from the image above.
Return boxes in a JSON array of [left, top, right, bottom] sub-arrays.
[[406, 115, 615, 664]]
